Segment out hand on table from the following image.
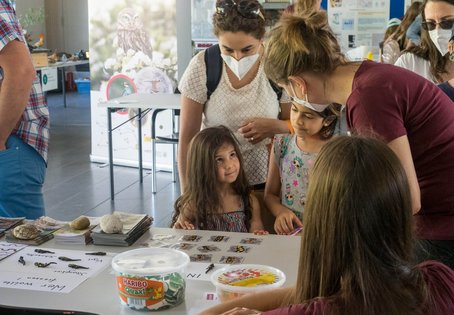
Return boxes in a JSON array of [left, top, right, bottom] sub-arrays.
[[274, 210, 303, 235], [173, 215, 195, 230]]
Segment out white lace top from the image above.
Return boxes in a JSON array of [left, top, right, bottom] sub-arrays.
[[178, 51, 290, 185]]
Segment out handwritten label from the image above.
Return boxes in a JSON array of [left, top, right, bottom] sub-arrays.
[[0, 246, 112, 293]]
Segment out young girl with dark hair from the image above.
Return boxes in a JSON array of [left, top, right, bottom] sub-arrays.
[[172, 126, 267, 234], [264, 103, 339, 235], [199, 136, 454, 315]]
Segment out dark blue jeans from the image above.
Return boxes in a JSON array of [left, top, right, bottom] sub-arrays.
[[0, 135, 46, 219]]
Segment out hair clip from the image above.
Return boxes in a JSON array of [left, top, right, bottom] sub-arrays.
[[85, 251, 106, 256], [205, 263, 215, 274], [18, 256, 26, 266], [34, 249, 55, 254], [34, 262, 57, 268], [68, 264, 89, 269], [58, 256, 82, 262]]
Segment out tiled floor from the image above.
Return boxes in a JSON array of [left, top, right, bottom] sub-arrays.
[[43, 91, 179, 228]]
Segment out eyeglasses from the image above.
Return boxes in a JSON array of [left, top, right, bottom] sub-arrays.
[[216, 0, 265, 21], [421, 19, 454, 31]]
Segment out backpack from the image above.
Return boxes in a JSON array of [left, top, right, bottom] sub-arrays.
[[204, 44, 282, 101]]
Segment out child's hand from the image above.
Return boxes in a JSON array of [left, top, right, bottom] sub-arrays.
[[274, 211, 303, 235], [252, 229, 269, 235], [173, 215, 195, 230]]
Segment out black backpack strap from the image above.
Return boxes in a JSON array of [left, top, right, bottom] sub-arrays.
[[204, 44, 223, 100], [269, 79, 282, 101]]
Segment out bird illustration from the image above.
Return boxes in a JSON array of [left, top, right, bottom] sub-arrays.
[[116, 8, 153, 59]]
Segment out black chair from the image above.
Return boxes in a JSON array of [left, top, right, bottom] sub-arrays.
[[150, 108, 180, 193]]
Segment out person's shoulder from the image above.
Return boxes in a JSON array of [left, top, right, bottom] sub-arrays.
[[417, 260, 454, 288]]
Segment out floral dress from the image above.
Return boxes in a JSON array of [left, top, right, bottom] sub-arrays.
[[206, 200, 248, 232], [273, 134, 317, 220]]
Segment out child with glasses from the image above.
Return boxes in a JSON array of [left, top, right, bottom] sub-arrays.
[[177, 0, 292, 194], [200, 136, 454, 315], [171, 126, 267, 234], [395, 0, 454, 83], [264, 103, 339, 235]]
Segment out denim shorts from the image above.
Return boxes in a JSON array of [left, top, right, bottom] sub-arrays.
[[0, 135, 46, 219]]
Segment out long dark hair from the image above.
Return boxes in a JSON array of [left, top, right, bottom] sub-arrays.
[[405, 0, 454, 83], [171, 126, 251, 229], [287, 136, 430, 314]]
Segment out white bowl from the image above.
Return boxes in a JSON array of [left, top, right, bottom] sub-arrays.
[[210, 264, 286, 302]]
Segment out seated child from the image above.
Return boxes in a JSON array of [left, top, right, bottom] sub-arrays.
[[171, 126, 267, 234]]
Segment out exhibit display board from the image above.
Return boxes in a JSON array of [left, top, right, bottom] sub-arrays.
[[88, 0, 177, 169], [327, 0, 390, 60]]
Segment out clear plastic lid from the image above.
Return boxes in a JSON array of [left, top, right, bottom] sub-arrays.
[[112, 248, 190, 275], [211, 264, 286, 293]]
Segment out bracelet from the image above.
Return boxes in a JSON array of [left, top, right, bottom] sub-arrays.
[[286, 120, 294, 134]]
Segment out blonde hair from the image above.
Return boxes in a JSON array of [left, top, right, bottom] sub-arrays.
[[264, 11, 347, 84], [294, 0, 321, 14]]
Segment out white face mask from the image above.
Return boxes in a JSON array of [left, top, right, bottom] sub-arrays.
[[221, 53, 260, 80], [289, 83, 330, 112], [429, 28, 452, 56]]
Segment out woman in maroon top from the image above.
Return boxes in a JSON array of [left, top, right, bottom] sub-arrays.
[[200, 136, 454, 315], [267, 10, 454, 269]]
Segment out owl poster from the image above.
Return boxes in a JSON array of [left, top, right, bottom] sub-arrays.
[[88, 0, 178, 170]]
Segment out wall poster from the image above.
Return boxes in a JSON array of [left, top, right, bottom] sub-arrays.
[[88, 0, 177, 169], [328, 0, 390, 61]]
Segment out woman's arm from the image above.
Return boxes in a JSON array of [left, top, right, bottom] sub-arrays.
[[198, 287, 293, 315], [387, 135, 421, 214], [264, 148, 303, 234], [177, 96, 204, 191], [238, 102, 292, 144]]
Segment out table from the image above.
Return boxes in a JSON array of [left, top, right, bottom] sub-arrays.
[[0, 227, 300, 315], [99, 93, 181, 200], [37, 60, 90, 108]]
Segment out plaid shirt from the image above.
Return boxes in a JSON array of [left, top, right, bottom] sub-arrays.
[[0, 2, 49, 162]]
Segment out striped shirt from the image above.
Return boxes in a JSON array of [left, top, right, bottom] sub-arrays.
[[0, 2, 49, 162]]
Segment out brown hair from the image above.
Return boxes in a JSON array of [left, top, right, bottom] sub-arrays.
[[391, 1, 422, 49], [294, 0, 321, 14], [172, 126, 252, 229], [264, 11, 347, 84], [405, 0, 454, 83], [314, 104, 341, 139], [212, 0, 266, 40], [286, 136, 430, 314]]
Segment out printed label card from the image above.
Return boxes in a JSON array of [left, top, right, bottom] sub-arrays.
[[208, 235, 230, 242], [190, 253, 212, 262], [219, 256, 244, 264], [239, 237, 263, 245], [179, 235, 203, 242], [197, 245, 221, 253], [227, 245, 251, 253]]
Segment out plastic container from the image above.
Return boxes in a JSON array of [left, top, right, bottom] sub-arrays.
[[75, 79, 90, 94], [111, 248, 190, 311], [210, 264, 286, 302]]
